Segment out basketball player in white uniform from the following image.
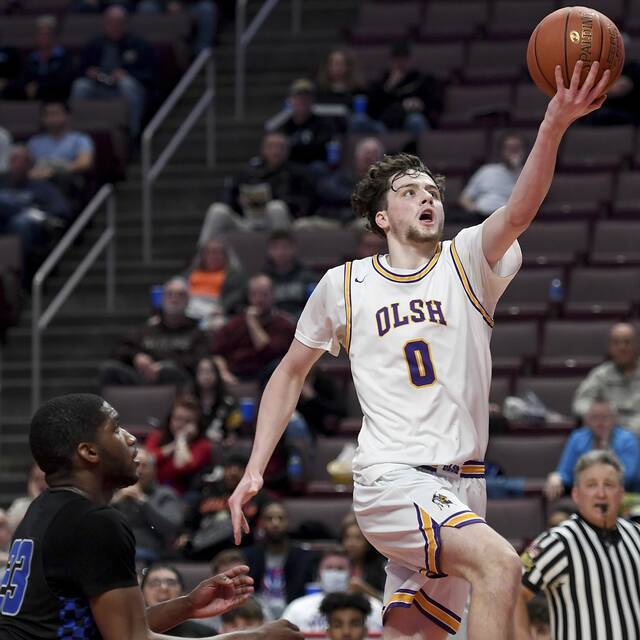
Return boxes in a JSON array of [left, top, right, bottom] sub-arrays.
[[229, 61, 610, 640]]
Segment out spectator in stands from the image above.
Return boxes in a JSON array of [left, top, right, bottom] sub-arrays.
[[112, 448, 185, 564], [0, 127, 11, 172], [27, 101, 95, 203], [220, 597, 265, 632], [6, 463, 47, 533], [243, 501, 317, 619], [141, 564, 213, 637], [573, 322, 640, 433], [0, 40, 21, 98], [0, 145, 72, 281], [281, 548, 383, 634], [212, 274, 296, 385], [316, 136, 385, 224], [263, 231, 317, 319], [276, 78, 335, 167], [187, 239, 247, 328], [351, 228, 386, 260], [145, 395, 212, 495], [70, 5, 156, 137], [100, 276, 208, 388], [136, 0, 218, 55], [320, 592, 371, 640], [198, 132, 312, 243], [316, 48, 365, 109], [19, 15, 73, 101], [340, 515, 385, 601], [0, 509, 10, 571], [366, 41, 441, 133], [458, 132, 527, 223], [297, 362, 346, 436], [182, 449, 269, 559], [194, 356, 242, 443], [544, 399, 640, 499]]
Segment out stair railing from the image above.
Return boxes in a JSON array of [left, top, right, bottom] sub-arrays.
[[235, 0, 301, 121], [141, 47, 216, 263], [31, 184, 116, 413]]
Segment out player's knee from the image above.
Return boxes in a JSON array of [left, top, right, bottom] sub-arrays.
[[468, 537, 520, 588]]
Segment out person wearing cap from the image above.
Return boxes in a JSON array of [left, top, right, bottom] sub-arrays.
[[514, 450, 640, 640], [366, 41, 442, 133], [276, 78, 336, 166]]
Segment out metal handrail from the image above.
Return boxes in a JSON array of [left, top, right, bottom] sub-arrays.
[[142, 47, 216, 263], [31, 184, 116, 413], [235, 0, 301, 121]]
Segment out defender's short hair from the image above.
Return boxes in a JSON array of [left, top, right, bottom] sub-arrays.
[[29, 394, 112, 475], [320, 591, 371, 620]]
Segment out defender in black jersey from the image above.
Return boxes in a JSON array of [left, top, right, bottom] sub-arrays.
[[0, 393, 303, 640]]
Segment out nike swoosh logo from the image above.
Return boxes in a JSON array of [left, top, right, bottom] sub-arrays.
[[355, 276, 366, 283]]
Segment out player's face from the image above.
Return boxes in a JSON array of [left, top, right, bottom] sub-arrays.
[[572, 463, 624, 528], [378, 171, 444, 247], [327, 609, 367, 640], [95, 403, 140, 488]]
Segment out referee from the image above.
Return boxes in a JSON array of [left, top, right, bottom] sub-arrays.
[[513, 450, 640, 640]]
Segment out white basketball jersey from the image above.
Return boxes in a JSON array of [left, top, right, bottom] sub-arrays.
[[295, 223, 521, 484]]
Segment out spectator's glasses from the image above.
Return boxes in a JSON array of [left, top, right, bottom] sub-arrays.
[[146, 578, 180, 588]]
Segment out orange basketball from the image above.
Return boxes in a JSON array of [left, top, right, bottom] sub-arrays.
[[526, 6, 625, 97]]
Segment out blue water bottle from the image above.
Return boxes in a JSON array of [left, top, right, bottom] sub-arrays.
[[326, 139, 342, 167], [548, 277, 564, 303], [287, 452, 305, 494]]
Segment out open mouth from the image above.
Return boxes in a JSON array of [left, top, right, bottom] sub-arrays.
[[419, 209, 434, 224]]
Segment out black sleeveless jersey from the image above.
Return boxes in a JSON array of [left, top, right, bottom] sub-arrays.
[[0, 488, 138, 639]]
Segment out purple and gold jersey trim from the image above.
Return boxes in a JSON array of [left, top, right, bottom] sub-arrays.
[[343, 261, 353, 353], [460, 461, 486, 478], [450, 239, 494, 328], [373, 244, 442, 283], [441, 509, 486, 529], [384, 588, 462, 635], [415, 503, 446, 578]]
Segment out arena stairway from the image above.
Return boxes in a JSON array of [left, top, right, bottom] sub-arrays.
[[0, 0, 359, 505]]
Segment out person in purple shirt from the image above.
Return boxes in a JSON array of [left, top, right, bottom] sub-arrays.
[[544, 398, 640, 498]]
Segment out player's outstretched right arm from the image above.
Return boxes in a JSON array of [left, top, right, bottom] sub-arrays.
[[91, 586, 304, 640], [228, 338, 325, 544]]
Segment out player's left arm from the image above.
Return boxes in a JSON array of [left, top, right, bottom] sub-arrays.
[[482, 60, 610, 267]]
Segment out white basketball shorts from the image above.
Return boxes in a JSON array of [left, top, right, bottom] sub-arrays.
[[353, 462, 487, 636]]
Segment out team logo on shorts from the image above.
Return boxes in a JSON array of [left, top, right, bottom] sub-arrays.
[[432, 492, 453, 509]]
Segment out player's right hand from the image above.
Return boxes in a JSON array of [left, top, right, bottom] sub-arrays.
[[228, 470, 264, 545], [257, 619, 304, 640]]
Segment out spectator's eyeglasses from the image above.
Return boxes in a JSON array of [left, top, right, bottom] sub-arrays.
[[146, 578, 180, 588]]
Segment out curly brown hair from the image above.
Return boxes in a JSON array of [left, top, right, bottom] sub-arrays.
[[351, 153, 445, 238]]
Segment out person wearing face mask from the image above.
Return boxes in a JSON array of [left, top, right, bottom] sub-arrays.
[[280, 549, 383, 634], [458, 133, 527, 223], [514, 450, 640, 640], [100, 276, 209, 389]]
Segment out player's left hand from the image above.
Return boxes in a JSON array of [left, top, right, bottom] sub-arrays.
[[183, 564, 254, 619], [546, 60, 610, 128]]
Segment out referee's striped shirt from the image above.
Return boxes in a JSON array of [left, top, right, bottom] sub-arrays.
[[521, 513, 640, 640]]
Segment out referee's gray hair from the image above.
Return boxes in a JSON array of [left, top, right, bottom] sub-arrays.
[[574, 450, 624, 483]]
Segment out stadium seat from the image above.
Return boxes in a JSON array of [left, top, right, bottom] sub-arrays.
[[307, 437, 356, 483], [418, 2, 489, 41], [413, 42, 467, 82], [487, 127, 538, 160], [485, 497, 545, 552], [0, 100, 40, 138], [538, 172, 614, 218], [514, 376, 584, 417], [486, 435, 566, 479], [439, 84, 513, 128], [418, 129, 488, 175], [558, 0, 626, 24], [486, 1, 556, 38], [101, 385, 177, 437], [350, 2, 422, 43], [490, 377, 512, 407], [538, 320, 612, 374], [628, 0, 640, 35], [294, 228, 360, 271], [563, 267, 639, 318], [611, 171, 640, 218], [0, 236, 21, 272], [462, 40, 528, 84], [511, 83, 551, 126], [518, 221, 589, 267], [558, 125, 635, 172], [590, 221, 640, 265], [351, 45, 389, 83], [495, 268, 563, 319], [168, 562, 212, 592], [283, 497, 353, 540], [0, 16, 42, 48], [218, 231, 269, 277], [59, 15, 103, 49], [491, 321, 539, 375]]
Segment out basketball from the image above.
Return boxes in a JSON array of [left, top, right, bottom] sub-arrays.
[[526, 6, 625, 97]]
